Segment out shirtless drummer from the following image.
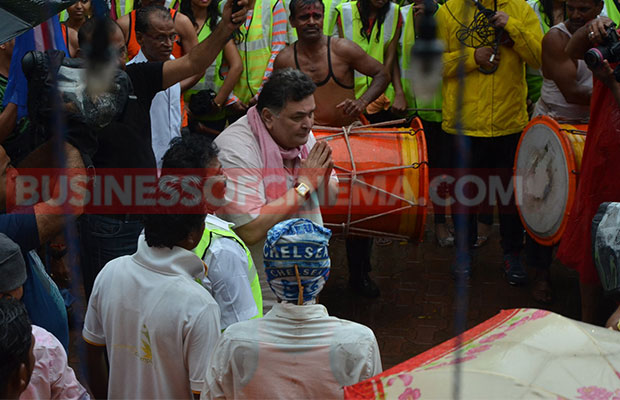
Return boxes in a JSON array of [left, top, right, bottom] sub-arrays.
[[274, 0, 388, 296]]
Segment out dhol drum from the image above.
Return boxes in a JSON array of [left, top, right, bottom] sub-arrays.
[[514, 115, 587, 246], [313, 118, 429, 241]]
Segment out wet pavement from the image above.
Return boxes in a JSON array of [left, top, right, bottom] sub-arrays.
[[68, 214, 582, 378], [320, 217, 581, 370]]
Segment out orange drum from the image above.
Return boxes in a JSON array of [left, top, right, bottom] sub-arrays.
[[314, 118, 429, 241], [514, 115, 587, 246]]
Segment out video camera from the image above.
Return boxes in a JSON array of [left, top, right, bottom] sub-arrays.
[[584, 23, 620, 81]]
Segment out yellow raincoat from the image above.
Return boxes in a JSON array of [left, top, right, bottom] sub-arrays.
[[436, 0, 543, 137]]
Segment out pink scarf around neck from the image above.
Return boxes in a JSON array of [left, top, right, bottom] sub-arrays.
[[247, 106, 309, 202]]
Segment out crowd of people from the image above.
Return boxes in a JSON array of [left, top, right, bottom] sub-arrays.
[[1, 0, 620, 396]]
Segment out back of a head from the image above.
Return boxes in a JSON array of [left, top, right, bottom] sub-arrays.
[[135, 4, 172, 34], [78, 16, 121, 50], [263, 218, 332, 304], [161, 134, 218, 170], [0, 297, 32, 399], [143, 135, 220, 248], [0, 233, 27, 296], [257, 68, 316, 114]]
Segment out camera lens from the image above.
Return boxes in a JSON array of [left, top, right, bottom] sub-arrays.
[[584, 48, 604, 69]]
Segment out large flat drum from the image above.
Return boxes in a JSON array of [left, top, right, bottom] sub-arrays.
[[514, 116, 586, 246]]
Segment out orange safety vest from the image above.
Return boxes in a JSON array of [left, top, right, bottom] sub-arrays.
[[126, 8, 187, 126], [126, 8, 182, 60]]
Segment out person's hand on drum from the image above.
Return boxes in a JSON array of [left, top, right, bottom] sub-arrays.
[[474, 47, 499, 70], [336, 98, 368, 117], [298, 141, 334, 193]]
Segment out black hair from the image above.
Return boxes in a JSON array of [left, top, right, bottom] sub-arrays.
[[78, 16, 121, 48], [143, 134, 220, 249], [136, 4, 172, 34], [180, 0, 220, 33], [358, 0, 390, 42], [0, 297, 32, 398], [162, 134, 219, 170], [289, 0, 325, 20], [143, 198, 206, 248], [257, 68, 316, 114]]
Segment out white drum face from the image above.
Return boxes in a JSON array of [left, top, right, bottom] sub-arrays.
[[515, 123, 570, 239]]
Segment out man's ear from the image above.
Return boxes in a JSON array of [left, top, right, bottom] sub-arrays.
[[261, 108, 275, 130]]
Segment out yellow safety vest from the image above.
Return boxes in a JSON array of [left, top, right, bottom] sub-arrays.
[[337, 0, 399, 99], [223, 0, 279, 104], [604, 0, 620, 24], [399, 4, 442, 122], [324, 0, 346, 36], [194, 225, 263, 319], [113, 0, 134, 17]]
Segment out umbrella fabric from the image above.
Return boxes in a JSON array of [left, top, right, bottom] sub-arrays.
[[344, 308, 620, 399], [0, 0, 75, 44]]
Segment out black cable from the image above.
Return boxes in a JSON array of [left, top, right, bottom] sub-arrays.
[[445, 0, 510, 74]]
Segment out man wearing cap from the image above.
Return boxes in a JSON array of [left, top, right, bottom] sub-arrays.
[[202, 218, 382, 399], [214, 68, 339, 313], [0, 234, 87, 400]]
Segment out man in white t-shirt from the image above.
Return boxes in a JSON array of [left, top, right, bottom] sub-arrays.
[[202, 218, 382, 399], [127, 5, 181, 169], [161, 134, 262, 330], [214, 68, 339, 313], [82, 173, 222, 399]]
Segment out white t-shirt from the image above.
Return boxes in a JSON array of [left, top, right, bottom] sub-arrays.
[[202, 303, 382, 399], [214, 116, 336, 313], [127, 50, 181, 169], [202, 214, 259, 330], [83, 235, 221, 398]]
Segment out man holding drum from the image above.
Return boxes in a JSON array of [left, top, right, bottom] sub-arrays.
[[214, 68, 339, 313], [273, 0, 389, 297], [527, 0, 602, 304]]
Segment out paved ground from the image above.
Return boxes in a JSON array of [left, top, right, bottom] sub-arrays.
[[68, 215, 583, 379], [320, 218, 581, 370]]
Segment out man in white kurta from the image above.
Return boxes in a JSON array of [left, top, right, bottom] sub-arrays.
[[202, 218, 382, 399]]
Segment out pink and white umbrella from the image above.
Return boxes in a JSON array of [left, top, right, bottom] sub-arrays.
[[345, 308, 620, 399]]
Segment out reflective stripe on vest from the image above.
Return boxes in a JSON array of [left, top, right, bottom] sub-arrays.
[[324, 0, 346, 36], [338, 1, 399, 99], [194, 226, 264, 319], [603, 0, 620, 25], [184, 20, 227, 120], [223, 0, 277, 104], [115, 0, 135, 18], [185, 21, 225, 96], [399, 4, 442, 122]]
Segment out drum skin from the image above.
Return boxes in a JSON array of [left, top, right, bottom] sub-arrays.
[[514, 116, 587, 246], [314, 118, 429, 241]]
